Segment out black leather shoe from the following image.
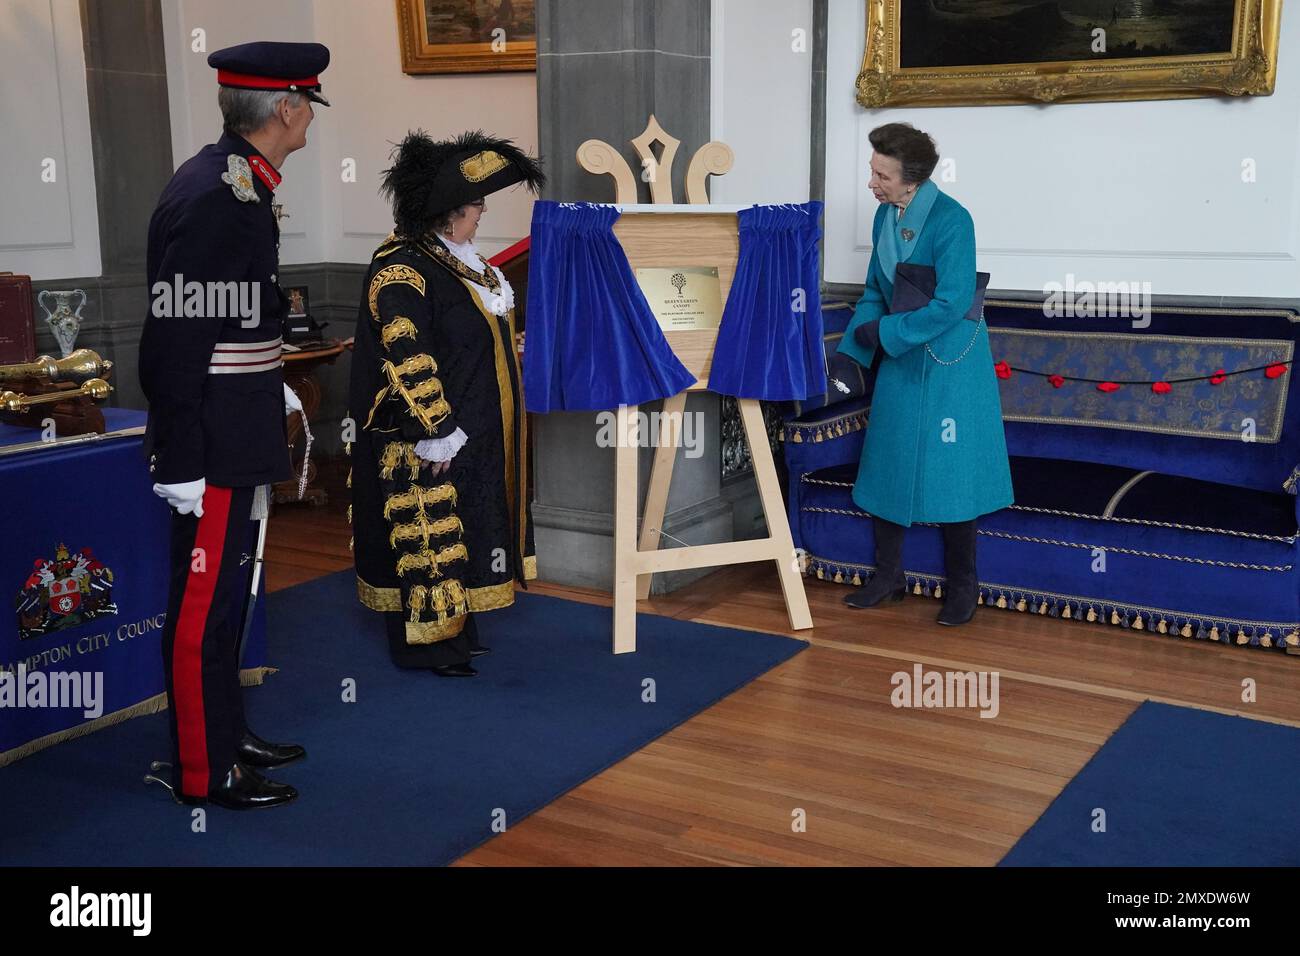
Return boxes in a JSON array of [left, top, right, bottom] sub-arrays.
[[469, 646, 491, 658], [179, 761, 298, 811], [432, 662, 477, 677], [238, 730, 306, 769]]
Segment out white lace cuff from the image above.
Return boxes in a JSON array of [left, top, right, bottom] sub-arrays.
[[415, 428, 468, 463]]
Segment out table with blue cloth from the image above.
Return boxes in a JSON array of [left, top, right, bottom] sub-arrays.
[[0, 408, 269, 767]]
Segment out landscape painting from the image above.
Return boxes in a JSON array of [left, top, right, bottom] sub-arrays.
[[857, 0, 1280, 107], [397, 0, 537, 74], [900, 1, 1237, 68]]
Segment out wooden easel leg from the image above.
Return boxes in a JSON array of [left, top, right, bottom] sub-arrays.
[[738, 398, 813, 631], [613, 404, 640, 654], [636, 391, 687, 600]]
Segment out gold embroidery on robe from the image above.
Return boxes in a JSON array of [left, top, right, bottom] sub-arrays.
[[384, 484, 458, 520], [380, 316, 419, 349], [390, 353, 437, 377], [368, 264, 426, 320], [389, 514, 465, 550], [377, 360, 451, 435], [394, 542, 468, 578]]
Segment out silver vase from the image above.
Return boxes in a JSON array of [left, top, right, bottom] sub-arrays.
[[37, 289, 87, 358]]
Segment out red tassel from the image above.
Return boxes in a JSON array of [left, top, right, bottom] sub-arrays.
[[994, 361, 1011, 380], [1266, 363, 1288, 379], [1048, 374, 1065, 388], [1209, 369, 1227, 385], [1097, 381, 1120, 393], [1152, 381, 1171, 394]]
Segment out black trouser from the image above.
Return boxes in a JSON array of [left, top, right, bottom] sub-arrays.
[[384, 609, 479, 668], [160, 485, 256, 798]]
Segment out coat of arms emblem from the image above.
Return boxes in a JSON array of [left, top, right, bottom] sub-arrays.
[[14, 543, 117, 640]]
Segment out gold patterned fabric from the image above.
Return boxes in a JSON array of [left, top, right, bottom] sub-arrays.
[[377, 448, 471, 642], [990, 328, 1294, 442]]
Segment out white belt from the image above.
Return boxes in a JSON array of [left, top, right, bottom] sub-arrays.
[[208, 337, 284, 374]]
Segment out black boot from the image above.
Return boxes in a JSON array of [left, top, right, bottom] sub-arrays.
[[179, 761, 298, 811], [238, 730, 306, 769], [937, 519, 978, 627], [843, 517, 907, 608]]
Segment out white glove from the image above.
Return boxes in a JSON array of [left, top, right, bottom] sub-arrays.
[[284, 383, 303, 414], [415, 428, 468, 463], [153, 478, 206, 517]]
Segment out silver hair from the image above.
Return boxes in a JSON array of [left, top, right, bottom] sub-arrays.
[[217, 88, 305, 136]]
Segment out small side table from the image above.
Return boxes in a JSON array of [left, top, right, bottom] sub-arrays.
[[275, 339, 345, 506]]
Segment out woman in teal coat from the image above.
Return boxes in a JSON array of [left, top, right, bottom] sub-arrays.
[[837, 123, 1013, 626]]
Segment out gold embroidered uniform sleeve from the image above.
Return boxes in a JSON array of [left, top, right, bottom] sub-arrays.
[[364, 264, 459, 441]]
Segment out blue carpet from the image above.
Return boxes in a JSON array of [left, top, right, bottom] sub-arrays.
[[1001, 701, 1300, 866], [0, 571, 805, 866]]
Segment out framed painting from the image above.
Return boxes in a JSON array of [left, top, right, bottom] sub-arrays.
[[856, 0, 1280, 107], [396, 0, 536, 75]]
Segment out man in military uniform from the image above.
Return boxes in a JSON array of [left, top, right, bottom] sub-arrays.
[[138, 42, 330, 810]]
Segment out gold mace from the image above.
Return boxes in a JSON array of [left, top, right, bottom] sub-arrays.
[[0, 348, 113, 385], [1, 378, 112, 414]]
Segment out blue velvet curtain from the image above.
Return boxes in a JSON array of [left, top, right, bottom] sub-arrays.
[[706, 201, 826, 401], [523, 201, 697, 413]]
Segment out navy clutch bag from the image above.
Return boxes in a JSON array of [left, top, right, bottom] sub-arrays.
[[892, 262, 990, 322]]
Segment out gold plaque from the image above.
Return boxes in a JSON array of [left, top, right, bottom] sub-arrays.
[[634, 266, 723, 333]]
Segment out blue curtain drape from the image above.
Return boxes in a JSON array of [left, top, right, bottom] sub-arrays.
[[706, 201, 826, 401], [523, 201, 697, 413]]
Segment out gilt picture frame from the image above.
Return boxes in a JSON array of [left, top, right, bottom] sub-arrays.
[[396, 0, 536, 75], [856, 0, 1280, 108]]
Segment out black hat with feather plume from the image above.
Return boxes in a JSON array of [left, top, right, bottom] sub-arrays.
[[380, 129, 545, 237]]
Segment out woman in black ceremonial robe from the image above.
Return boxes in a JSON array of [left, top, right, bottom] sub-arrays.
[[348, 131, 543, 677]]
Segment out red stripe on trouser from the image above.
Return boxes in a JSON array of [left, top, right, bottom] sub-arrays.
[[172, 485, 232, 797]]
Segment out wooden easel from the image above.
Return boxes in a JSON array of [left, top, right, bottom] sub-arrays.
[[609, 209, 813, 652], [579, 119, 813, 653]]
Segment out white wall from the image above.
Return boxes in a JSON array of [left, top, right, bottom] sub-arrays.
[[0, 0, 102, 280], [823, 0, 1300, 297], [710, 0, 812, 205], [160, 0, 538, 266], [312, 0, 537, 263], [162, 0, 326, 264], [714, 0, 1300, 298]]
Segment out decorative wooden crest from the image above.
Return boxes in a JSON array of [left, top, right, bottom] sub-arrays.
[[577, 115, 734, 204]]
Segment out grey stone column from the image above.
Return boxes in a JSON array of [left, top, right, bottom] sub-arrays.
[[80, 0, 173, 277], [531, 0, 750, 593], [537, 0, 711, 204], [34, 0, 176, 411]]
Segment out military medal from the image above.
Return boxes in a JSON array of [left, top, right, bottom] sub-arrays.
[[222, 154, 259, 203]]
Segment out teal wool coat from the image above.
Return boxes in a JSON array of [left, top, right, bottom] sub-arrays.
[[837, 185, 1014, 527]]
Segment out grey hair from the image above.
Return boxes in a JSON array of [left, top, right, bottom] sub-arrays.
[[217, 88, 305, 136]]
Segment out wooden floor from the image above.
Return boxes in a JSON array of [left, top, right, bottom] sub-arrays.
[[267, 459, 1300, 866]]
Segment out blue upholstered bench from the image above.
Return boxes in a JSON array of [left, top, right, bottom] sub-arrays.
[[784, 300, 1300, 652]]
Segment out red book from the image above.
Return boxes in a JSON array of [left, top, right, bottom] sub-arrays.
[[0, 273, 36, 365]]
